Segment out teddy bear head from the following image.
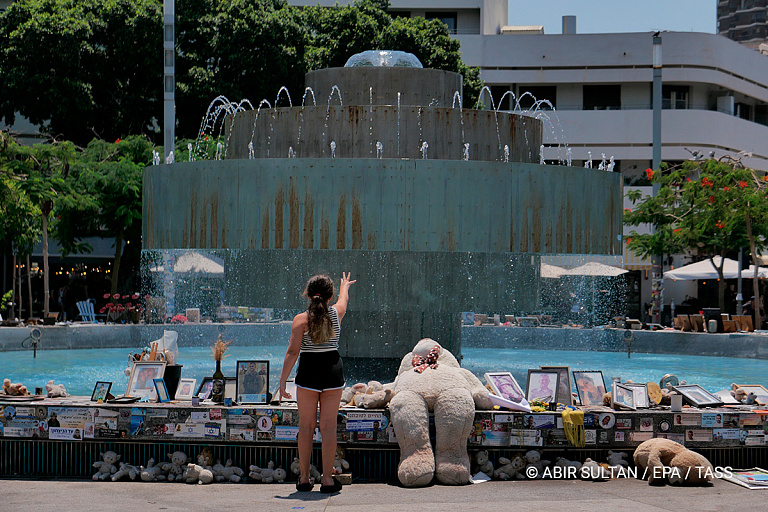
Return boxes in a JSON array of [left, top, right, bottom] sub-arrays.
[[169, 451, 188, 466], [101, 451, 120, 465], [474, 450, 489, 466], [606, 450, 629, 467], [525, 450, 541, 464]]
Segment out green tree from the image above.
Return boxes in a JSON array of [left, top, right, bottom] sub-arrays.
[[0, 0, 162, 145], [625, 160, 768, 315]]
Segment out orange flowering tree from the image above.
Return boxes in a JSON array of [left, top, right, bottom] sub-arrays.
[[624, 159, 768, 314]]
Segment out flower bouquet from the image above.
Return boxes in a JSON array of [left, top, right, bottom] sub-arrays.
[[100, 293, 146, 323]]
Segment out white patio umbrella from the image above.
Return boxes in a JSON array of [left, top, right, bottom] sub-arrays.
[[664, 256, 740, 281], [150, 252, 225, 278], [561, 262, 628, 326], [541, 263, 567, 279], [741, 265, 768, 279], [561, 261, 629, 277]]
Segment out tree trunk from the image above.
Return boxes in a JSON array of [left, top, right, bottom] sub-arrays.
[[26, 254, 33, 319], [111, 227, 124, 296], [745, 210, 762, 329], [11, 254, 17, 319], [41, 207, 51, 318], [716, 252, 726, 312], [17, 255, 22, 319]]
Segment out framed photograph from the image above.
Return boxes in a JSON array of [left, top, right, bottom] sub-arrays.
[[539, 365, 573, 405], [484, 372, 526, 404], [153, 378, 170, 403], [525, 370, 560, 402], [573, 371, 607, 406], [622, 383, 649, 408], [197, 376, 237, 401], [674, 384, 723, 407], [734, 384, 768, 403], [175, 378, 197, 401], [236, 360, 270, 404], [612, 383, 636, 410], [91, 381, 112, 402], [126, 361, 167, 399]]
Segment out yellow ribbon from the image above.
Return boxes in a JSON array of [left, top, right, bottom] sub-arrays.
[[561, 408, 585, 448]]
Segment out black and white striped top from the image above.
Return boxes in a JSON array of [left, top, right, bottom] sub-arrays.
[[300, 306, 341, 352]]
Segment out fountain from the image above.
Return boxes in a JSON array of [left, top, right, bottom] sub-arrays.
[[143, 51, 623, 381]]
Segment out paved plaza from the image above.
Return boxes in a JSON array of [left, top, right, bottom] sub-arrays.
[[1, 477, 753, 512]]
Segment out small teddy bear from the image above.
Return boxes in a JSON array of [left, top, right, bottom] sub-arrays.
[[289, 457, 321, 482], [334, 447, 351, 475], [249, 461, 286, 483], [183, 463, 214, 484], [197, 447, 214, 468], [524, 449, 551, 479], [211, 459, 245, 483], [45, 379, 68, 398], [140, 458, 167, 482], [112, 462, 141, 481], [731, 383, 748, 402], [606, 450, 629, 468], [471, 450, 494, 476], [580, 458, 609, 481], [93, 451, 120, 481], [3, 378, 28, 396], [553, 457, 582, 478], [492, 455, 526, 480], [162, 451, 189, 481]]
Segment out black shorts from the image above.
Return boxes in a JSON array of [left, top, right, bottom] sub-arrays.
[[295, 350, 345, 392]]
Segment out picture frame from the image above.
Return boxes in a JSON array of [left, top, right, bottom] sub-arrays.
[[235, 360, 270, 405], [175, 378, 197, 401], [126, 361, 167, 399], [572, 370, 607, 406], [612, 383, 636, 410], [484, 372, 526, 404], [674, 384, 723, 407], [622, 383, 649, 408], [153, 378, 170, 403], [539, 365, 573, 405], [525, 369, 560, 402], [733, 384, 768, 403], [197, 376, 237, 401], [90, 381, 112, 402]]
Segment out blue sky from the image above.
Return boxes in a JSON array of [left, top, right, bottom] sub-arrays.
[[508, 0, 716, 34]]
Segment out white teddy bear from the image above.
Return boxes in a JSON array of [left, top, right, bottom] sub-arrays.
[[212, 459, 245, 483], [524, 449, 551, 479], [471, 450, 494, 476], [46, 379, 69, 398], [249, 461, 287, 483], [162, 451, 189, 482], [492, 455, 525, 480], [92, 451, 120, 481], [289, 457, 321, 483], [183, 463, 214, 484], [112, 462, 140, 481], [140, 458, 167, 482]]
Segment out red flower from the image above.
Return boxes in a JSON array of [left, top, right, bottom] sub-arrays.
[[115, 138, 121, 143], [122, 294, 129, 300], [723, 186, 730, 191], [708, 196, 716, 204], [738, 181, 748, 189], [701, 177, 713, 188], [103, 293, 111, 299], [112, 293, 120, 299], [624, 208, 631, 212], [674, 228, 682, 233], [131, 293, 140, 300], [99, 307, 106, 314], [645, 168, 654, 180], [716, 220, 725, 229]]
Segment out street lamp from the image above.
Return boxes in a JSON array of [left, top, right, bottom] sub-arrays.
[[651, 33, 663, 325]]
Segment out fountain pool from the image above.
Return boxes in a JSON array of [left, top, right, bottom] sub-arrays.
[[2, 345, 763, 398]]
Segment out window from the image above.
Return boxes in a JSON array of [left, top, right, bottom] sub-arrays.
[[426, 12, 457, 34], [662, 85, 689, 110], [583, 85, 621, 110], [517, 86, 556, 110]]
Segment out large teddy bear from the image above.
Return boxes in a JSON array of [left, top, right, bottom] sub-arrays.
[[633, 438, 714, 485], [389, 338, 493, 487]]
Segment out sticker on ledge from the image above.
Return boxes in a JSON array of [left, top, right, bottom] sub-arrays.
[[598, 413, 615, 429]]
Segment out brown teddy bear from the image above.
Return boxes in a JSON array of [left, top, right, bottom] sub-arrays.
[[3, 378, 28, 396], [633, 438, 714, 485]]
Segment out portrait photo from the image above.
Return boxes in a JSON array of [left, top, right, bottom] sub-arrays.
[[236, 360, 269, 404], [484, 372, 525, 403], [91, 381, 112, 402], [526, 370, 559, 402], [540, 366, 573, 405], [175, 378, 197, 401], [126, 361, 166, 399], [573, 371, 607, 406]]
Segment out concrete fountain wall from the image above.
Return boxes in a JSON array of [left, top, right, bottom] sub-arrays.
[[143, 61, 623, 381]]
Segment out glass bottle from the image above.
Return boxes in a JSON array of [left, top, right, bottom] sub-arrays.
[[211, 360, 225, 403]]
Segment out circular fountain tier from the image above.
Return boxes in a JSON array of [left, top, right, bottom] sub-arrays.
[[225, 67, 541, 162]]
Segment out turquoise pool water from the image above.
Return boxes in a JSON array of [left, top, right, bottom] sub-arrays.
[[2, 345, 765, 397]]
